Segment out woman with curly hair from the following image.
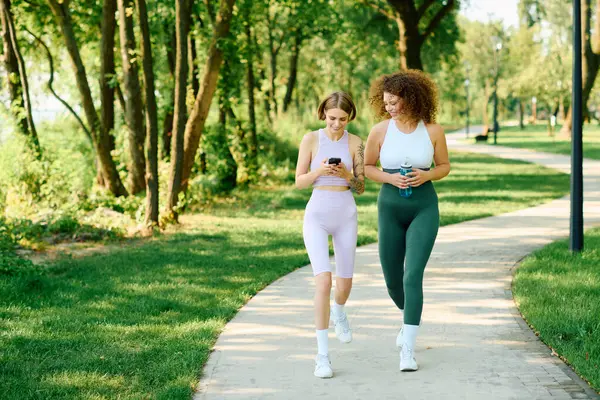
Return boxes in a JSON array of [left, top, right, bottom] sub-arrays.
[[364, 70, 450, 371]]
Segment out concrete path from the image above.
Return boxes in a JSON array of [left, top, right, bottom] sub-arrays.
[[194, 127, 600, 400]]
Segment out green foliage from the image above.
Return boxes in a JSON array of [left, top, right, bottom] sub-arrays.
[[0, 124, 94, 216], [192, 123, 238, 196], [8, 213, 122, 245], [420, 0, 463, 74], [0, 219, 36, 276]]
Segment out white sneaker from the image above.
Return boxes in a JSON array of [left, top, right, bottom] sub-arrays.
[[314, 354, 333, 378], [400, 346, 418, 371], [331, 312, 352, 343], [396, 327, 403, 348]]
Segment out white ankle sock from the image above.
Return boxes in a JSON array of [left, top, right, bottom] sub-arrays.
[[402, 324, 419, 350], [332, 301, 345, 318], [316, 329, 329, 355]]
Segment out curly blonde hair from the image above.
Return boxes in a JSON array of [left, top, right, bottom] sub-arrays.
[[369, 70, 438, 123]]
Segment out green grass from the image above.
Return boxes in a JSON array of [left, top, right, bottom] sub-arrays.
[[0, 151, 570, 399], [513, 227, 600, 392], [484, 123, 600, 160]]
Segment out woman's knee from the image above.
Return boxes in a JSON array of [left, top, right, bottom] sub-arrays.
[[403, 268, 425, 289], [315, 273, 332, 294], [336, 277, 353, 293]]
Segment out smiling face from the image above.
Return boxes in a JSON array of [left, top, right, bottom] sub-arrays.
[[324, 108, 350, 133], [383, 92, 404, 119]]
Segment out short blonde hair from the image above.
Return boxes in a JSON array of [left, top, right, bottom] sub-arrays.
[[317, 91, 357, 121]]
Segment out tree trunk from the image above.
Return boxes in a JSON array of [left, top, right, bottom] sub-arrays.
[[188, 30, 200, 97], [162, 26, 176, 159], [136, 0, 159, 226], [179, 0, 236, 195], [245, 14, 258, 179], [482, 82, 490, 134], [269, 48, 278, 115], [162, 109, 174, 158], [100, 0, 116, 146], [0, 0, 27, 136], [395, 15, 423, 70], [258, 65, 272, 124], [266, 9, 280, 116], [559, 98, 565, 122], [1, 0, 40, 154], [166, 0, 191, 220], [386, 0, 456, 71], [47, 0, 128, 196], [519, 99, 525, 129], [282, 30, 301, 112], [118, 0, 146, 194], [100, 0, 117, 186], [219, 99, 237, 191]]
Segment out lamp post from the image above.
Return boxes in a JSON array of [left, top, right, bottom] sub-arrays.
[[492, 41, 502, 145], [465, 78, 470, 138], [571, 0, 583, 252], [464, 62, 471, 138]]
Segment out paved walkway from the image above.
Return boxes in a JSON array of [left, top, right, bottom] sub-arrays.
[[194, 127, 600, 400]]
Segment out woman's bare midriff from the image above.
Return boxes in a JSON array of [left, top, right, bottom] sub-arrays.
[[314, 186, 350, 192]]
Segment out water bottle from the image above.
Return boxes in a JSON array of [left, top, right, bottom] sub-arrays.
[[399, 159, 412, 198]]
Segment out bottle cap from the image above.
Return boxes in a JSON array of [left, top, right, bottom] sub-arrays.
[[401, 157, 412, 169]]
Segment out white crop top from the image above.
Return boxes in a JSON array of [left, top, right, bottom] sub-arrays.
[[379, 120, 434, 169], [310, 129, 353, 187]]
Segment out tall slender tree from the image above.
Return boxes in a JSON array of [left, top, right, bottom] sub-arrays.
[[135, 0, 159, 226]]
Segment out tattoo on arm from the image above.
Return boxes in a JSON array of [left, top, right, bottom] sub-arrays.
[[350, 142, 365, 194]]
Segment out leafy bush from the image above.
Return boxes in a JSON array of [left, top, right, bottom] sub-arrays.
[[0, 219, 36, 276]]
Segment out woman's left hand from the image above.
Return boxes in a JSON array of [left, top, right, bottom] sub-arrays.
[[406, 169, 431, 187], [330, 162, 353, 181]]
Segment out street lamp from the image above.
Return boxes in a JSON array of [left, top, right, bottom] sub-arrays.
[[492, 41, 502, 145], [571, 0, 583, 252], [465, 78, 470, 138], [464, 61, 471, 138]]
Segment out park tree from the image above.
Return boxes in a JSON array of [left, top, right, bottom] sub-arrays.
[[521, 0, 600, 135], [459, 19, 506, 134], [118, 0, 146, 194], [358, 0, 460, 71], [47, 0, 128, 196], [166, 0, 236, 220], [0, 0, 40, 155]]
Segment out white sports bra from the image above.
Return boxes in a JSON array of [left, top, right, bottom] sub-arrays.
[[379, 120, 434, 169]]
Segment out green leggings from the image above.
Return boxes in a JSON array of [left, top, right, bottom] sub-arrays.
[[377, 173, 439, 326]]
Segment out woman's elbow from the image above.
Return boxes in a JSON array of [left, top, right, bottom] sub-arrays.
[[295, 178, 307, 190], [364, 165, 376, 179], [440, 163, 451, 179]]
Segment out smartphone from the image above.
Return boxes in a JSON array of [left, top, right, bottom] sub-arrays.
[[328, 157, 341, 165]]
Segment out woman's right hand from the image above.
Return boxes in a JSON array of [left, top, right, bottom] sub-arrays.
[[317, 158, 336, 177], [387, 172, 410, 189]]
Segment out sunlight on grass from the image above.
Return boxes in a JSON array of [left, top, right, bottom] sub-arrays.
[[0, 151, 570, 399], [513, 227, 600, 392], [471, 123, 600, 160]]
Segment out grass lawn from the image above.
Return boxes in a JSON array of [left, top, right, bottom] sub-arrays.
[[482, 123, 600, 160], [0, 151, 570, 399], [513, 227, 600, 392]]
